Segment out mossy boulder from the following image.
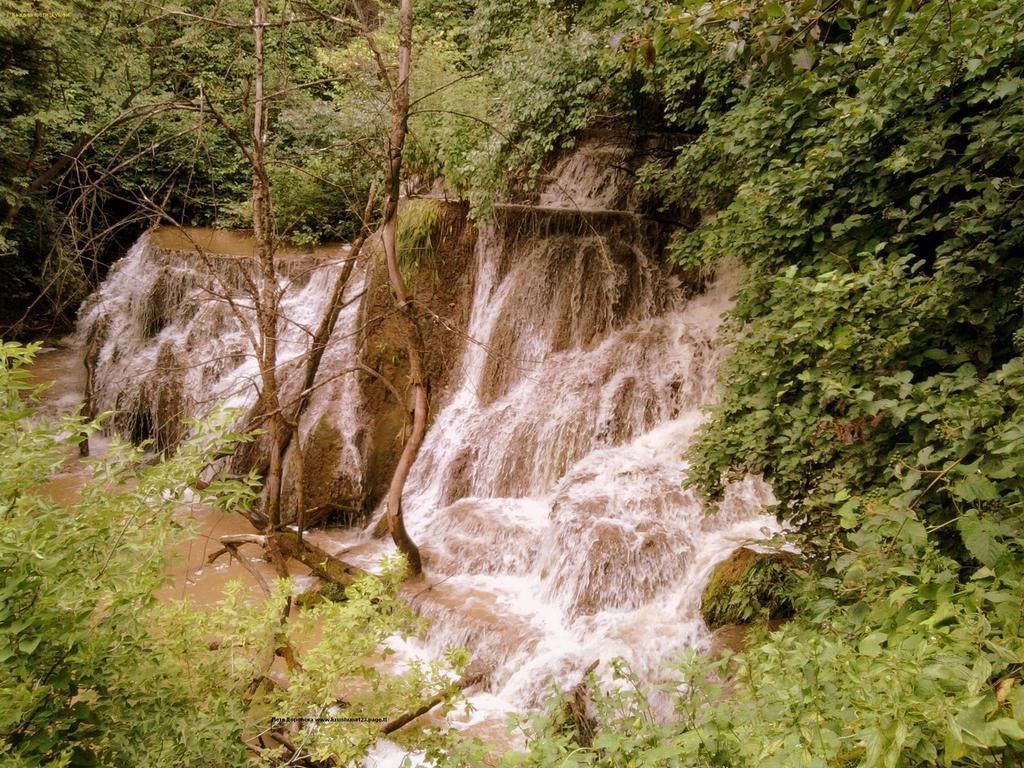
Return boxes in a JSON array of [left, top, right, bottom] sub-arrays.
[[294, 579, 348, 609], [281, 418, 363, 528], [701, 547, 799, 630]]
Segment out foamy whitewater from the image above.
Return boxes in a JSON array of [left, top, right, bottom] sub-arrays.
[[358, 237, 778, 721], [77, 232, 366, 513], [76, 135, 780, 749]]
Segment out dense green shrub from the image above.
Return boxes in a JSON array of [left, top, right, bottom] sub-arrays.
[[0, 342, 257, 767], [663, 0, 1024, 563], [0, 343, 465, 766], [411, 0, 637, 212]]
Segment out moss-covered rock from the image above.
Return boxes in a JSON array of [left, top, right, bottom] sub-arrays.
[[280, 417, 363, 528], [701, 547, 799, 630], [358, 199, 479, 514], [294, 579, 348, 609]]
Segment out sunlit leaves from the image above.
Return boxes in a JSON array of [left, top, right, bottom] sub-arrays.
[[0, 344, 254, 766]]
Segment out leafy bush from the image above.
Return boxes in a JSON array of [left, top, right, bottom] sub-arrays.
[[0, 341, 257, 767], [651, 0, 1024, 556], [413, 0, 634, 213], [0, 343, 467, 766]]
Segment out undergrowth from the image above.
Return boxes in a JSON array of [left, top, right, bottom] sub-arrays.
[[397, 197, 443, 284]]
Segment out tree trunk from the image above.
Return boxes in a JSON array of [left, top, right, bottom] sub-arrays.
[[380, 664, 488, 734], [378, 0, 425, 576], [249, 0, 287, 534]]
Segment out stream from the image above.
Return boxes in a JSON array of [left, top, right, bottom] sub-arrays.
[[39, 134, 781, 759]]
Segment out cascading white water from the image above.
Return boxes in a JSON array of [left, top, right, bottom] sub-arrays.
[[76, 135, 780, 736], [77, 229, 367, 516], [330, 137, 779, 732], [380, 227, 778, 717]]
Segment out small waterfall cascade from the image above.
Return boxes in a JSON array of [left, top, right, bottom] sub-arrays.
[[353, 134, 779, 718], [387, 231, 777, 714], [76, 132, 780, 724], [76, 230, 368, 519]]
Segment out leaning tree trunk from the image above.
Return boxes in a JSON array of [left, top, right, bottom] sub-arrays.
[[378, 0, 424, 575]]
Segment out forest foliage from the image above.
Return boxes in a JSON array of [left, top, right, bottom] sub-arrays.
[[2, 0, 1024, 765], [0, 344, 465, 767]]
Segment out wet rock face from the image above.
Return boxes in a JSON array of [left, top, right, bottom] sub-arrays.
[[153, 342, 187, 452], [280, 418, 364, 527], [107, 339, 185, 449], [140, 269, 191, 339], [79, 212, 481, 526], [357, 200, 480, 514], [477, 223, 676, 407]]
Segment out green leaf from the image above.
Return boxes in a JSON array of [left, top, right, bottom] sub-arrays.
[[951, 474, 999, 502], [859, 632, 887, 658], [959, 514, 1009, 568], [792, 47, 814, 70]]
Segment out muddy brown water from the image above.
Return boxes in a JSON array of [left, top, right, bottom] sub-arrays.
[[30, 346, 521, 758], [150, 226, 345, 260], [26, 342, 296, 606]]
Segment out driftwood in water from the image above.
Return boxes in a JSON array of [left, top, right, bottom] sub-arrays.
[[272, 531, 368, 587], [206, 533, 267, 566], [209, 535, 272, 597], [208, 532, 368, 589]]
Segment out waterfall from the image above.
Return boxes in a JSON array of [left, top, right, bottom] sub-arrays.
[[334, 134, 780, 724], [392, 219, 777, 716], [76, 229, 368, 522], [76, 132, 779, 726]]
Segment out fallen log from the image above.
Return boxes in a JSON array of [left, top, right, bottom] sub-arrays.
[[380, 665, 489, 735], [272, 531, 368, 588], [206, 533, 267, 564], [208, 532, 367, 590]]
